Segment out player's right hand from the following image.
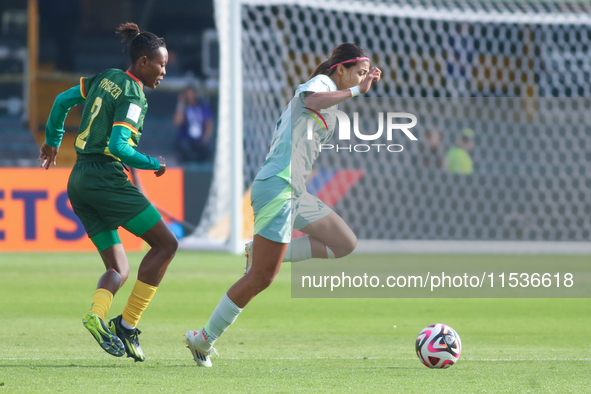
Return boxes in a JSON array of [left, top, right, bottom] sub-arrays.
[[360, 67, 382, 94], [38, 142, 59, 170], [155, 156, 166, 177]]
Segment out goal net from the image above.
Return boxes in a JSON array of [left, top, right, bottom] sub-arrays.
[[180, 0, 591, 253]]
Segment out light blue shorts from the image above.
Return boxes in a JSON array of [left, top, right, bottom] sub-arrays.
[[292, 189, 333, 231], [251, 176, 332, 243]]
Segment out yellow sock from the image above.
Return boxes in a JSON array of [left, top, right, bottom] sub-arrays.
[[89, 288, 114, 320], [121, 280, 157, 327]]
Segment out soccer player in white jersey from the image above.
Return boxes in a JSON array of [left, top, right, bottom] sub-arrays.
[[185, 43, 381, 367]]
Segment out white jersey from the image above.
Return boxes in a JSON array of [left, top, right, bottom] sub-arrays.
[[254, 74, 338, 196]]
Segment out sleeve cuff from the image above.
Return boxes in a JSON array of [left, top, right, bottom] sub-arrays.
[[44, 137, 62, 148]]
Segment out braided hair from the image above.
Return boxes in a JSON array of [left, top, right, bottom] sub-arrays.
[[116, 22, 166, 64]]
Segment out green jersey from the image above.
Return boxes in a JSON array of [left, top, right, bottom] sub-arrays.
[[75, 69, 147, 157], [45, 68, 160, 170]]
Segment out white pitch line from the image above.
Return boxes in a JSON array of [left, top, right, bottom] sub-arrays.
[[1, 357, 590, 362], [463, 358, 591, 362], [215, 357, 591, 361]]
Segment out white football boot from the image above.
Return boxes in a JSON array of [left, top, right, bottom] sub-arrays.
[[185, 329, 217, 367]]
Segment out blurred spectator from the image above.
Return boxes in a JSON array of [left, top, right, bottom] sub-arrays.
[[419, 128, 446, 169], [446, 128, 475, 175], [173, 85, 214, 163]]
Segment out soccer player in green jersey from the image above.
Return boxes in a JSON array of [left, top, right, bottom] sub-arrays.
[[39, 23, 177, 362]]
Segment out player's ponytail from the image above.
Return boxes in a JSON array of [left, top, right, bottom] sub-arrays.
[[116, 22, 166, 64], [116, 22, 140, 46], [311, 59, 332, 78], [311, 43, 368, 78]]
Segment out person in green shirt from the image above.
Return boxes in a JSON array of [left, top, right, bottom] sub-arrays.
[[38, 22, 176, 362], [446, 128, 475, 175]]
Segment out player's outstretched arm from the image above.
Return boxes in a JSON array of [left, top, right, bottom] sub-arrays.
[[304, 89, 356, 111], [40, 85, 87, 169], [304, 67, 382, 111]]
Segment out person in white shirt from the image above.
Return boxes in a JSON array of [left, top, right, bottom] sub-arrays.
[[185, 43, 381, 367]]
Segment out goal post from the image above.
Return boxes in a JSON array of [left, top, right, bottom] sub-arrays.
[[228, 0, 245, 255], [179, 0, 244, 253], [179, 0, 591, 254]]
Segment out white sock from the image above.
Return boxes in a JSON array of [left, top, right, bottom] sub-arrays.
[[202, 293, 243, 345], [283, 236, 313, 262], [121, 318, 135, 330], [326, 246, 335, 259]]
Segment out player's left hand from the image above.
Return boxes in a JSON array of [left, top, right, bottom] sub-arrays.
[[369, 66, 382, 82], [38, 142, 59, 170], [154, 156, 166, 177], [359, 67, 382, 93]]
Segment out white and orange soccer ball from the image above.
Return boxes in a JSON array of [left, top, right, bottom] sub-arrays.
[[415, 323, 462, 368]]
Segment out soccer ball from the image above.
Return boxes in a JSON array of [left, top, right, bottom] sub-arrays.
[[415, 323, 461, 368]]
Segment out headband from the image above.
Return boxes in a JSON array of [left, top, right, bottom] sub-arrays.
[[327, 57, 370, 71]]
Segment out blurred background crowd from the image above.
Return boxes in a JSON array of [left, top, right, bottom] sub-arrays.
[[0, 0, 218, 168]]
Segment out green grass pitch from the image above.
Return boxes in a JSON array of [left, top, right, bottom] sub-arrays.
[[1, 251, 589, 393]]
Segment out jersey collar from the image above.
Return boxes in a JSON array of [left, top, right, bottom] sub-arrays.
[[125, 70, 144, 90]]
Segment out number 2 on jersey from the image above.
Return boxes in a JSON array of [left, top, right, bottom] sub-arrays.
[[75, 97, 102, 150]]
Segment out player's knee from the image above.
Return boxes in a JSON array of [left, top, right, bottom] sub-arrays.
[[257, 277, 274, 292], [117, 266, 130, 285], [345, 234, 357, 255], [105, 267, 127, 288], [334, 233, 356, 257], [154, 231, 178, 259], [166, 235, 179, 257], [251, 270, 276, 291]]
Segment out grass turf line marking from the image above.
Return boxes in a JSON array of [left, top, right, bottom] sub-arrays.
[[3, 357, 591, 362]]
